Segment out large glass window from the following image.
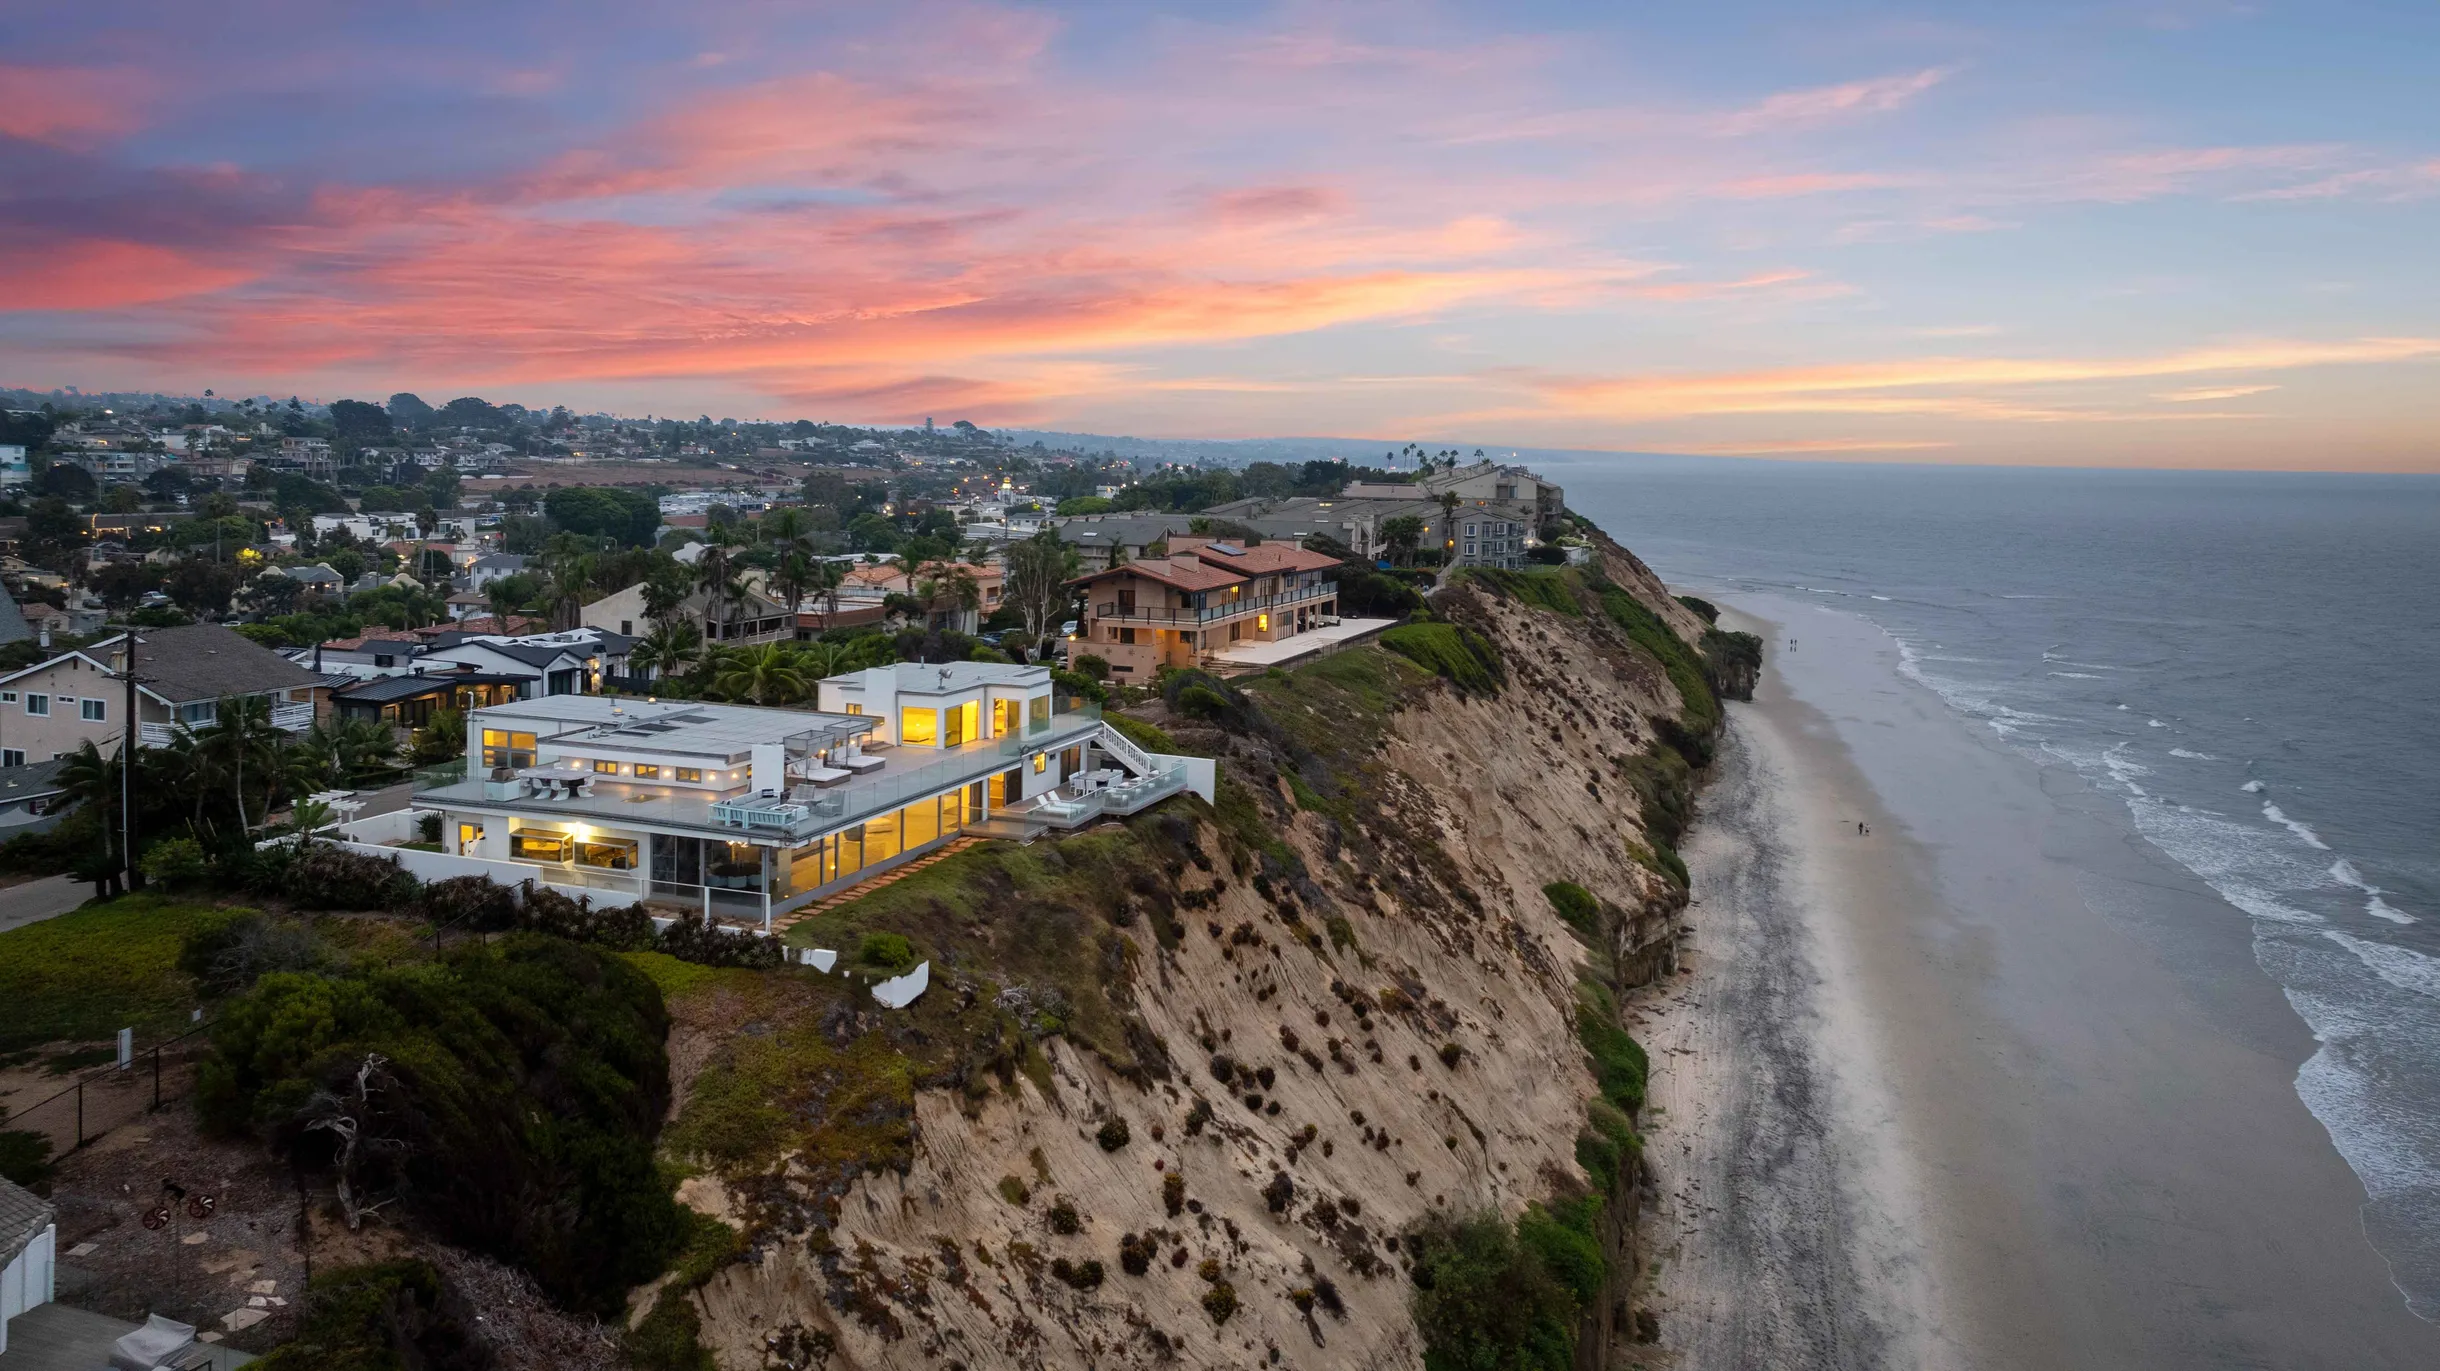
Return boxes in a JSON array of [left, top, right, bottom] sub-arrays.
[[992, 698, 1019, 736], [1028, 695, 1050, 731], [482, 729, 536, 769], [836, 826, 865, 880], [708, 842, 762, 890], [865, 808, 902, 862], [510, 829, 569, 862], [942, 702, 968, 747], [575, 837, 639, 870], [905, 796, 940, 848], [899, 706, 938, 746]]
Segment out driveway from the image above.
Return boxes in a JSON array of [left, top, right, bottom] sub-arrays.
[[0, 874, 89, 933]]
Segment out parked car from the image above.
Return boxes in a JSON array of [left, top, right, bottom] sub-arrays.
[[1059, 619, 1078, 639]]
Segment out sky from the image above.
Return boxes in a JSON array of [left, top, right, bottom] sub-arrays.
[[3, 0, 2437, 470]]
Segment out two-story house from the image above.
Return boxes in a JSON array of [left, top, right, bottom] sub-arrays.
[[0, 623, 327, 766], [1065, 536, 1342, 680]]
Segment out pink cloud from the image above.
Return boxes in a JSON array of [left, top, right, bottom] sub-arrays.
[[0, 65, 147, 147], [1713, 67, 1956, 137]]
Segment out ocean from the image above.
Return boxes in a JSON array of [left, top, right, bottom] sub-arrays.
[[1555, 455, 2440, 1319]]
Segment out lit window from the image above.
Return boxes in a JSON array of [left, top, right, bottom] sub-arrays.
[[900, 706, 939, 746], [1257, 613, 1269, 632], [593, 759, 620, 775], [633, 764, 660, 780], [675, 767, 703, 783], [81, 699, 105, 722], [1032, 751, 1048, 774], [510, 829, 570, 862], [481, 729, 536, 769], [843, 702, 863, 715]]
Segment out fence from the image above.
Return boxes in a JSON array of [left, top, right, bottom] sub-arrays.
[[2, 1023, 213, 1157]]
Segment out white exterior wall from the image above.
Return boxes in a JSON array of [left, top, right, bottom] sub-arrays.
[[1, 1222, 56, 1352]]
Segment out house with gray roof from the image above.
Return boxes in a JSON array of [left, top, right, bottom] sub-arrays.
[[0, 623, 328, 765]]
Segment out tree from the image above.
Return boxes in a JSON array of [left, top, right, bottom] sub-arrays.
[[92, 560, 162, 609], [708, 643, 805, 706], [544, 486, 658, 546], [57, 740, 130, 897], [193, 694, 284, 830], [1381, 515, 1425, 567], [1003, 531, 1076, 638], [691, 529, 744, 640], [165, 559, 242, 617], [329, 400, 392, 443], [629, 620, 702, 683], [438, 396, 498, 429]]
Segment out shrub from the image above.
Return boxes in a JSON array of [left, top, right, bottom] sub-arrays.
[[1096, 1117, 1131, 1151], [654, 909, 776, 967], [139, 837, 211, 891], [1201, 1281, 1238, 1324], [1516, 1197, 1608, 1306], [517, 885, 659, 952], [180, 910, 325, 998], [1119, 1232, 1153, 1275], [1050, 1257, 1105, 1290], [1073, 654, 1111, 681], [420, 875, 516, 933], [999, 1175, 1030, 1205], [262, 840, 420, 911], [251, 1259, 482, 1371], [1263, 1171, 1294, 1213], [1048, 1198, 1081, 1234], [1675, 594, 1720, 624], [1439, 1042, 1463, 1069], [1542, 881, 1601, 939], [1578, 995, 1649, 1114], [1405, 1211, 1579, 1371], [1162, 1172, 1186, 1216], [1379, 622, 1504, 697], [414, 811, 443, 845], [857, 931, 917, 973], [196, 936, 683, 1314]]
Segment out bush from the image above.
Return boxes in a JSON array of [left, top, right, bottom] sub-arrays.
[[515, 885, 657, 952], [1162, 1172, 1185, 1216], [654, 909, 779, 968], [1073, 653, 1111, 681], [1406, 1211, 1579, 1371], [1578, 992, 1649, 1115], [251, 1259, 483, 1371], [1096, 1117, 1131, 1151], [1675, 594, 1720, 624], [857, 931, 916, 973], [1201, 1281, 1238, 1324], [196, 936, 683, 1314], [1048, 1198, 1081, 1234], [1263, 1171, 1294, 1213], [1052, 668, 1109, 705], [1119, 1232, 1153, 1275], [1379, 622, 1504, 697], [1050, 1257, 1105, 1290], [1542, 882, 1600, 939], [180, 910, 325, 998], [421, 876, 517, 933], [1516, 1197, 1608, 1306], [1525, 543, 1568, 565], [139, 837, 211, 891], [258, 840, 421, 911]]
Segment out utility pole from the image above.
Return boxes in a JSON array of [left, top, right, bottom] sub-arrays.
[[117, 626, 143, 890]]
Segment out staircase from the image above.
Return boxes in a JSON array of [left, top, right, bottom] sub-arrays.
[[1096, 722, 1155, 776], [771, 837, 980, 935]]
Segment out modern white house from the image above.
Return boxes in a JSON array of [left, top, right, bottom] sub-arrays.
[[328, 662, 1212, 926]]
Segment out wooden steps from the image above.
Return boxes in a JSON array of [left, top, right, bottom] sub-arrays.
[[770, 837, 981, 935]]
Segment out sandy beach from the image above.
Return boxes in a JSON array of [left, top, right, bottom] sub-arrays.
[[1634, 593, 2440, 1369]]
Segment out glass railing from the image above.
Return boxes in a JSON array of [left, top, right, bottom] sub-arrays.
[[413, 758, 469, 790]]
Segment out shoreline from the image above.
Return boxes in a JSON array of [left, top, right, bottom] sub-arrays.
[[1636, 593, 2440, 1369]]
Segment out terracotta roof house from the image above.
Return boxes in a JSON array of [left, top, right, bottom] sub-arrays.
[[1065, 536, 1342, 680]]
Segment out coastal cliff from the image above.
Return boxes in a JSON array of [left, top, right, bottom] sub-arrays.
[[651, 529, 1745, 1371]]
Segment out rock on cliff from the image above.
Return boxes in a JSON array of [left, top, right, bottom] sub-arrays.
[[657, 554, 1725, 1371]]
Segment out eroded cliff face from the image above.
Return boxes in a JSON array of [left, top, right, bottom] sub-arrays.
[[675, 545, 1707, 1371]]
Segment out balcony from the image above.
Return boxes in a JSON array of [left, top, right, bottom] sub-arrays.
[[138, 698, 316, 748], [1093, 580, 1337, 627]]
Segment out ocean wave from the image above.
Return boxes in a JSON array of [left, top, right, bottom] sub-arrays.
[[2241, 779, 2265, 793], [2168, 748, 2217, 760], [2333, 857, 2419, 924], [2148, 718, 2167, 728], [2324, 930, 2440, 1002], [1870, 594, 1892, 601], [2049, 671, 2105, 679], [2263, 802, 2331, 850]]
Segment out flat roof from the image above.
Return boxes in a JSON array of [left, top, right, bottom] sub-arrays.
[[470, 696, 876, 758], [820, 661, 1053, 695]]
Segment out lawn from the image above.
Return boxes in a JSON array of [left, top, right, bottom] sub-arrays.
[[0, 894, 222, 1054]]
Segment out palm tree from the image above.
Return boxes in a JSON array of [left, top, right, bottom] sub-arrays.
[[708, 643, 806, 706], [809, 556, 845, 619], [194, 695, 284, 829], [631, 620, 703, 683], [693, 528, 744, 642], [57, 740, 128, 893], [540, 548, 594, 631], [640, 569, 691, 631], [770, 548, 815, 617]]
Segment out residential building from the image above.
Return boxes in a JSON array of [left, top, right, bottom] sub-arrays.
[[462, 552, 528, 589], [312, 511, 420, 542], [1065, 535, 1342, 679], [583, 582, 793, 645], [1047, 514, 1199, 565], [1198, 490, 1538, 570], [0, 758, 69, 836], [0, 623, 327, 763], [831, 560, 1005, 635], [0, 446, 26, 490], [305, 630, 424, 679], [1347, 459, 1565, 532], [351, 663, 1211, 924]]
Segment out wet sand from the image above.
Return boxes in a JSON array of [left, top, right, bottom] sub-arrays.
[[1636, 594, 2440, 1369]]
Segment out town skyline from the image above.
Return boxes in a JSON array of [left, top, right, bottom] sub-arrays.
[[5, 2, 2437, 470]]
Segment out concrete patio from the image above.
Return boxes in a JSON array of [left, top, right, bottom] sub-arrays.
[[0, 1303, 256, 1370]]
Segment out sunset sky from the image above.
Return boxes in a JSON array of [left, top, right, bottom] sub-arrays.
[[4, 1, 2436, 469]]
